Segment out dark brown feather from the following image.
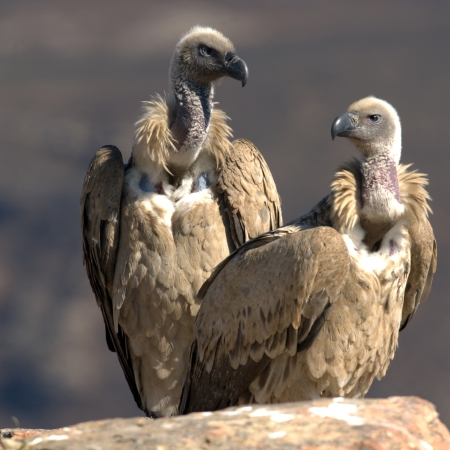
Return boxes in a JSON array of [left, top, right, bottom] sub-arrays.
[[217, 138, 282, 250], [80, 145, 142, 410]]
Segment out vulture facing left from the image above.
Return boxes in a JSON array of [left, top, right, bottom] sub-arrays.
[[80, 26, 282, 418], [180, 97, 437, 414]]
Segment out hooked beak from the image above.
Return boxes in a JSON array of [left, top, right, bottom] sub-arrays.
[[331, 112, 356, 140], [224, 51, 248, 87]]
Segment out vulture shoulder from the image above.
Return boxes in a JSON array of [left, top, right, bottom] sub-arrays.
[[80, 145, 142, 409], [199, 194, 331, 300], [217, 138, 282, 249], [180, 226, 350, 413]]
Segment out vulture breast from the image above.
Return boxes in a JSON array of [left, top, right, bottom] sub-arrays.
[[111, 154, 230, 413]]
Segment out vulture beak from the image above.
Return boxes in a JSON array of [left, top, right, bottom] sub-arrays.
[[224, 51, 248, 87], [331, 112, 356, 140]]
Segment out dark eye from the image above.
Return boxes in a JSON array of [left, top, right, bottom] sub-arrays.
[[199, 45, 214, 57], [368, 114, 381, 123]]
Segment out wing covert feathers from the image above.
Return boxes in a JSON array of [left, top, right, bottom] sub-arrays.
[[400, 217, 437, 329], [181, 227, 349, 413], [80, 145, 142, 410], [397, 166, 437, 328], [217, 138, 282, 249], [197, 199, 329, 302]]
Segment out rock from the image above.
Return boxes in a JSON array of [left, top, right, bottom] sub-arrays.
[[1, 397, 448, 449]]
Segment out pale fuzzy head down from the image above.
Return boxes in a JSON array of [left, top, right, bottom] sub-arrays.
[[346, 96, 402, 164], [169, 25, 239, 88]]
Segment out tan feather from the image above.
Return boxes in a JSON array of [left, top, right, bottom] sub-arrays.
[[134, 95, 177, 172], [329, 158, 361, 234], [204, 107, 233, 170]]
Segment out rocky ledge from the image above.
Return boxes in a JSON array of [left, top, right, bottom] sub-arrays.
[[1, 396, 449, 449]]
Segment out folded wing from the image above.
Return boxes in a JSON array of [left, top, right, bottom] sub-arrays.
[[218, 138, 282, 249], [80, 145, 142, 409], [180, 226, 350, 413]]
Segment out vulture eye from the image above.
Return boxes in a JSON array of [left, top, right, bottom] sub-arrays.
[[199, 45, 214, 57], [368, 114, 381, 123]]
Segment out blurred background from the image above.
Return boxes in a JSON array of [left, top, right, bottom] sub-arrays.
[[0, 0, 449, 429]]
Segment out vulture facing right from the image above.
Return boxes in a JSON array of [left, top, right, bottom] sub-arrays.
[[180, 97, 437, 414], [80, 26, 281, 418]]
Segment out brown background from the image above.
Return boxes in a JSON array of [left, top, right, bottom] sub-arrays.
[[0, 0, 449, 429]]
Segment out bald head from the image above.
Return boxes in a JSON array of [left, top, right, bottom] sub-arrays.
[[170, 26, 248, 87], [331, 97, 402, 164]]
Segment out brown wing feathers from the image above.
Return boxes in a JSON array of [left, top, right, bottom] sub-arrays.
[[180, 227, 349, 413], [400, 211, 437, 330], [217, 138, 282, 249], [397, 166, 437, 330], [80, 145, 142, 409]]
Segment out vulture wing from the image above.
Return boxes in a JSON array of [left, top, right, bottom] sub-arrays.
[[199, 195, 332, 301], [397, 167, 437, 330], [400, 217, 437, 330], [217, 138, 282, 249], [80, 145, 142, 409], [180, 226, 350, 413]]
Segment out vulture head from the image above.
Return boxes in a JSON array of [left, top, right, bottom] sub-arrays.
[[331, 96, 402, 164], [170, 26, 248, 88], [165, 26, 248, 172], [331, 97, 405, 248]]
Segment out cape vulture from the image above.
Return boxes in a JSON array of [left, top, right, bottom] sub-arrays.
[[80, 26, 282, 417], [179, 96, 437, 414]]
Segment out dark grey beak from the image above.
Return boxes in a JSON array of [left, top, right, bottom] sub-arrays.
[[224, 51, 248, 87], [331, 113, 356, 140]]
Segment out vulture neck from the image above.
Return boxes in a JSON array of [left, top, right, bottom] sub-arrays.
[[169, 75, 214, 178], [359, 153, 404, 250]]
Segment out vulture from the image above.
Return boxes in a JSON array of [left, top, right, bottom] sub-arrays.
[[80, 26, 282, 418], [180, 96, 437, 414]]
